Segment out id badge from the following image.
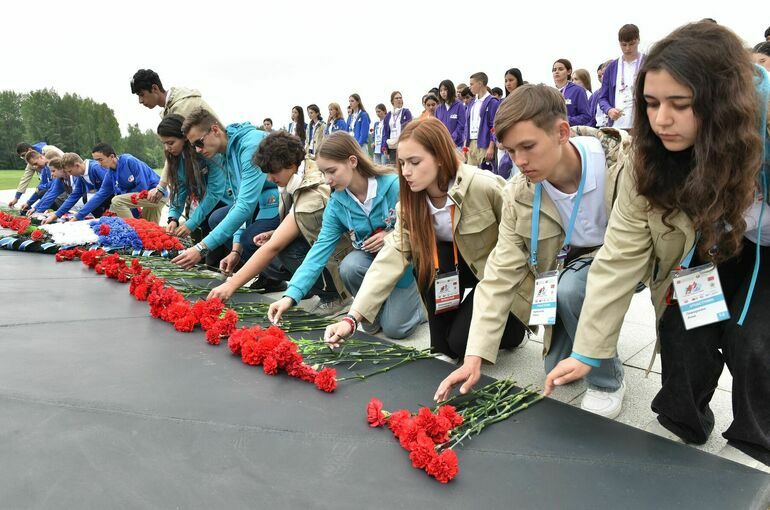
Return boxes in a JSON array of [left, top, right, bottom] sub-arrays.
[[529, 271, 558, 326], [434, 270, 461, 314], [671, 263, 730, 330]]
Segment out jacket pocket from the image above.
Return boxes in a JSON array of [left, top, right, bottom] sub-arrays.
[[457, 209, 498, 248]]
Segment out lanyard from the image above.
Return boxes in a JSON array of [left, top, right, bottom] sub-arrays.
[[680, 233, 700, 269], [432, 205, 458, 272], [530, 142, 589, 272]]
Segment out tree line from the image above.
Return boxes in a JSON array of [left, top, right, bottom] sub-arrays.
[[0, 89, 164, 170]]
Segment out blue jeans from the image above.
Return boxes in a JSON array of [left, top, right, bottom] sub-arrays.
[[240, 216, 281, 261], [339, 249, 425, 339], [261, 236, 339, 301], [543, 257, 624, 391], [372, 153, 386, 165]]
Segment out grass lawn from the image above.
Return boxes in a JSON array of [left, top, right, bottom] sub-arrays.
[[0, 170, 32, 191]]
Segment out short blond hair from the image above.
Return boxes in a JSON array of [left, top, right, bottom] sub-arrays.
[[25, 150, 42, 163], [48, 157, 64, 169], [61, 152, 84, 168], [493, 84, 567, 142]]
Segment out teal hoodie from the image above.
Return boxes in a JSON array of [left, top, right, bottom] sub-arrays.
[[168, 153, 232, 231], [201, 123, 278, 249], [284, 173, 414, 304]]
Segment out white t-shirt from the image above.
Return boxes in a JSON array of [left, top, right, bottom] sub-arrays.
[[743, 196, 770, 246], [613, 56, 641, 129], [348, 111, 359, 134], [345, 177, 377, 215], [426, 183, 456, 242], [373, 121, 385, 154], [540, 136, 608, 248]]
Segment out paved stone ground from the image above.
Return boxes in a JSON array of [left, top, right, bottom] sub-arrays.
[[1, 188, 734, 456]]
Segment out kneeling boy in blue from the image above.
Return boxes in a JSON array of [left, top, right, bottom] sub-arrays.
[[42, 153, 110, 224], [19, 151, 58, 214]]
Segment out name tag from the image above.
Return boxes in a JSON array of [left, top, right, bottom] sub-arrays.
[[434, 270, 461, 314], [450, 114, 458, 119], [672, 264, 729, 330], [529, 271, 558, 325], [565, 99, 572, 105], [128, 175, 135, 183]]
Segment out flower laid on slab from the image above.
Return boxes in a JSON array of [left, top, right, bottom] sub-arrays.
[[366, 380, 544, 483]]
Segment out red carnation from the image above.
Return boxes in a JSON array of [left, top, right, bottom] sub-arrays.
[[130, 194, 139, 205], [408, 431, 438, 469], [314, 367, 337, 392], [99, 224, 110, 236], [366, 398, 387, 428], [174, 315, 196, 332], [387, 409, 412, 434], [426, 449, 459, 483], [139, 189, 149, 199], [30, 229, 43, 241], [262, 356, 279, 375], [438, 405, 463, 428], [287, 363, 317, 383]]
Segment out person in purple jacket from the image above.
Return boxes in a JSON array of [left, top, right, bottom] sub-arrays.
[[381, 90, 413, 161], [463, 72, 499, 171], [587, 60, 613, 127], [552, 59, 592, 127], [436, 79, 466, 149], [596, 24, 645, 131]]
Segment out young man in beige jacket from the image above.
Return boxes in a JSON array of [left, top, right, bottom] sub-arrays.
[[435, 84, 632, 418]]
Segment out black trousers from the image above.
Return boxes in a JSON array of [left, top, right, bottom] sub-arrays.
[[424, 241, 526, 359], [653, 239, 770, 465]]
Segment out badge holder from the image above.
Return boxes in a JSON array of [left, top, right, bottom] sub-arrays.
[[671, 262, 729, 330], [434, 206, 461, 315]]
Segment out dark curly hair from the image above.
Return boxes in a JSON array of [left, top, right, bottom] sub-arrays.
[[253, 131, 306, 174], [633, 22, 762, 263]]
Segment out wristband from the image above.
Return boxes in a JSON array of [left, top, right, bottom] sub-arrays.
[[230, 250, 242, 257], [167, 217, 178, 225], [341, 316, 357, 337]]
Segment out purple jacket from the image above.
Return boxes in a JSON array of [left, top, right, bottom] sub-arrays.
[[463, 94, 499, 149], [596, 55, 644, 127], [587, 86, 604, 128], [563, 82, 592, 127], [381, 108, 413, 151], [435, 100, 466, 147]]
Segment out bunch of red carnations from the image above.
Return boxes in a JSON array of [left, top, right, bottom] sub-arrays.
[[55, 247, 86, 262], [123, 218, 184, 251], [366, 398, 462, 483], [129, 189, 149, 205], [227, 324, 337, 392], [0, 211, 31, 234]]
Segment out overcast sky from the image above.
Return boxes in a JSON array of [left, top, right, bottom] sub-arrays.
[[2, 1, 765, 137]]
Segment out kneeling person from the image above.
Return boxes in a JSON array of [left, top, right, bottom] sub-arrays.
[[435, 84, 630, 418], [208, 131, 351, 307]]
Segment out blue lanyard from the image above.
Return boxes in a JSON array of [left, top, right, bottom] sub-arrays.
[[530, 142, 589, 271]]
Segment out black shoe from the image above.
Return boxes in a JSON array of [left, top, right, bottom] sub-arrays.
[[249, 275, 287, 292]]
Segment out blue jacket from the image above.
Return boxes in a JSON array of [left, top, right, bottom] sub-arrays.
[[77, 154, 158, 220], [201, 123, 278, 249], [436, 100, 466, 147], [562, 82, 592, 127], [33, 175, 69, 212], [25, 165, 53, 207], [74, 160, 111, 220], [284, 173, 414, 304], [380, 108, 413, 152], [325, 119, 347, 136], [346, 110, 371, 146], [168, 154, 230, 232]]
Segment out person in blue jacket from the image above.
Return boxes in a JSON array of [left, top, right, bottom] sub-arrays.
[[325, 103, 348, 137], [172, 108, 279, 273], [267, 132, 425, 338], [74, 143, 163, 223], [436, 79, 466, 149], [18, 150, 56, 214], [552, 59, 592, 126], [27, 157, 73, 217], [42, 153, 110, 223], [346, 93, 371, 149], [157, 114, 230, 245]]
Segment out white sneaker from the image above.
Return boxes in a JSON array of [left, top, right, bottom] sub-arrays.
[[580, 381, 625, 419], [312, 297, 352, 318], [298, 295, 321, 313], [644, 418, 685, 443], [717, 444, 770, 473], [361, 322, 382, 335], [434, 354, 456, 363]]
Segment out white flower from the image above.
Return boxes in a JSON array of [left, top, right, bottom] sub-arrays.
[[40, 222, 99, 245]]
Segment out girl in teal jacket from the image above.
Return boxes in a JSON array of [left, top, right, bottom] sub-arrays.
[[268, 132, 425, 339]]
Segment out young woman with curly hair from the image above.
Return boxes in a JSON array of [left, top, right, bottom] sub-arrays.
[[545, 22, 770, 471]]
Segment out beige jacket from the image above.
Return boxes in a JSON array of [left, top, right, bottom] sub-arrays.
[[465, 127, 631, 363], [159, 87, 220, 187], [292, 159, 353, 300], [351, 163, 506, 323], [305, 120, 326, 159], [17, 144, 65, 195]]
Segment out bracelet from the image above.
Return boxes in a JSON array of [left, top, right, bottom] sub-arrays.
[[230, 250, 241, 257], [341, 316, 357, 337]]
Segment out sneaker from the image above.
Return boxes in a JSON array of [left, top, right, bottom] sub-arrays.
[[644, 418, 685, 443], [434, 354, 456, 363], [248, 275, 287, 292], [297, 295, 321, 313], [312, 297, 352, 318], [580, 381, 625, 419], [361, 322, 382, 335], [717, 444, 770, 473]]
